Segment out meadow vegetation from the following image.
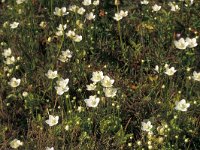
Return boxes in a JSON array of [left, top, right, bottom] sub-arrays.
[[0, 0, 200, 149]]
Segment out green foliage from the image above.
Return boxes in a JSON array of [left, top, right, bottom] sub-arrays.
[[0, 0, 200, 149]]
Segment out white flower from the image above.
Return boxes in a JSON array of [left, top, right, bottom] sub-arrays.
[[56, 24, 67, 36], [66, 30, 76, 38], [175, 99, 190, 111], [16, 0, 26, 5], [86, 12, 96, 20], [192, 71, 200, 81], [101, 76, 114, 88], [46, 147, 54, 150], [73, 34, 82, 42], [86, 83, 96, 91], [91, 71, 104, 83], [22, 91, 28, 97], [65, 125, 69, 131], [141, 0, 149, 5], [164, 66, 177, 76], [168, 2, 180, 11], [45, 115, 59, 126], [119, 10, 128, 17], [82, 0, 91, 6], [39, 21, 47, 29], [2, 48, 12, 58], [185, 37, 198, 48], [77, 7, 86, 15], [93, 0, 99, 6], [113, 13, 123, 21], [66, 30, 82, 42], [152, 4, 161, 12], [8, 77, 21, 87], [68, 5, 79, 12], [58, 49, 72, 62], [154, 65, 159, 73], [55, 86, 68, 95], [141, 121, 153, 132], [4, 56, 15, 65], [56, 78, 69, 88], [174, 38, 189, 49], [84, 95, 100, 108], [54, 7, 69, 16], [77, 106, 83, 112], [45, 70, 58, 79], [10, 22, 19, 29], [103, 88, 117, 98], [10, 139, 23, 149], [57, 24, 67, 31], [55, 78, 69, 95]]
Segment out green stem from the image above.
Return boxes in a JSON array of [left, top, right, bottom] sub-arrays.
[[116, 6, 124, 52]]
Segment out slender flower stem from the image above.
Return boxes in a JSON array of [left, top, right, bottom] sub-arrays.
[[116, 5, 124, 52]]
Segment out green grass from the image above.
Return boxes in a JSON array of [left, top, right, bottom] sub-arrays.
[[0, 0, 200, 149]]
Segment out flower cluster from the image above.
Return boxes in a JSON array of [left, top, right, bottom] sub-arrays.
[[113, 10, 128, 21], [10, 139, 23, 149], [58, 49, 73, 63], [174, 37, 198, 49], [55, 78, 69, 95], [84, 71, 117, 108], [66, 30, 82, 42], [56, 24, 67, 37]]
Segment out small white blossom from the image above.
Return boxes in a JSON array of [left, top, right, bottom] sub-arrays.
[[22, 91, 28, 97], [45, 70, 58, 79], [66, 30, 76, 38], [168, 2, 180, 11], [91, 71, 104, 83], [10, 139, 23, 149], [39, 21, 47, 29], [154, 65, 159, 73], [164, 66, 177, 76], [4, 56, 15, 65], [46, 147, 54, 150], [65, 125, 69, 131], [2, 48, 12, 58], [16, 0, 26, 5], [8, 77, 21, 87], [101, 75, 114, 88], [141, 121, 153, 132], [86, 83, 96, 91], [58, 49, 72, 62], [84, 95, 100, 108], [73, 34, 82, 42], [185, 37, 198, 48], [86, 12, 96, 20], [93, 0, 99, 6], [152, 4, 161, 12], [103, 88, 117, 98], [175, 99, 190, 111], [55, 78, 69, 95], [113, 13, 123, 21], [10, 22, 19, 29], [77, 7, 86, 15], [192, 71, 200, 81], [119, 10, 128, 17], [141, 0, 149, 5], [82, 0, 91, 6], [54, 7, 69, 17], [45, 115, 59, 126], [68, 5, 79, 12], [174, 38, 189, 49]]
